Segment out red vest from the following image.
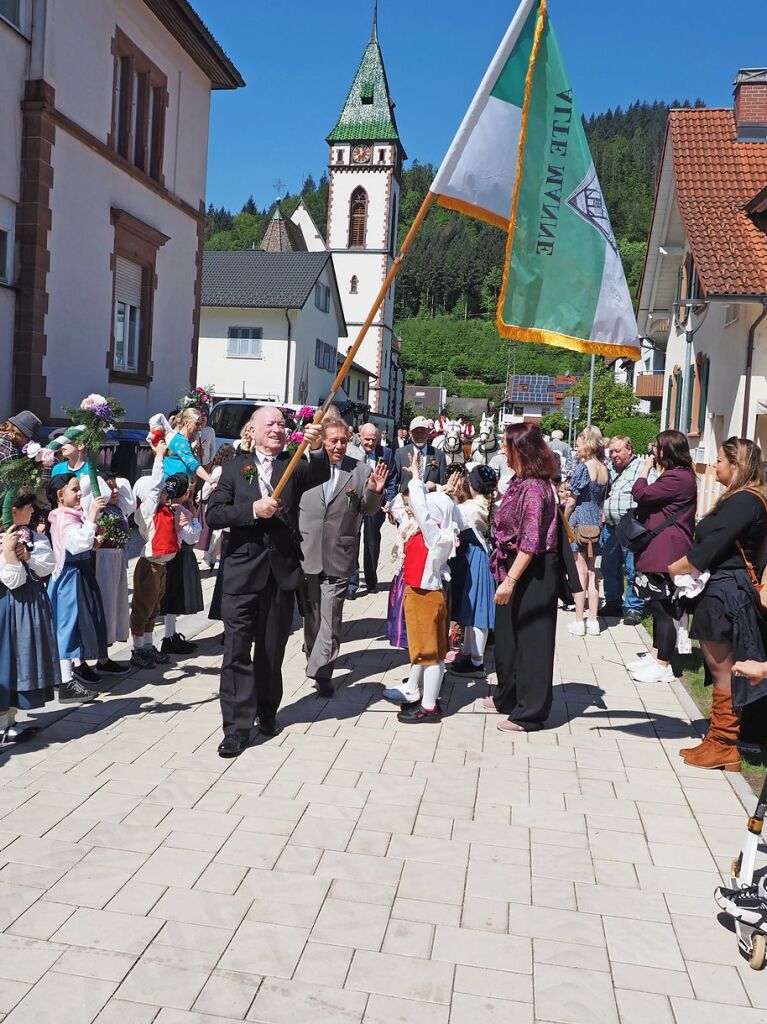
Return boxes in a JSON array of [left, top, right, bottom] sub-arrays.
[[152, 506, 179, 558], [403, 532, 429, 589]]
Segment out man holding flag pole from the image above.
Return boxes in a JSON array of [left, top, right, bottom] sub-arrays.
[[221, 0, 639, 750]]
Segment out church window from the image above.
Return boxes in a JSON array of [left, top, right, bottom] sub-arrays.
[[349, 187, 368, 248], [378, 149, 386, 163], [336, 149, 344, 163], [350, 275, 358, 294]]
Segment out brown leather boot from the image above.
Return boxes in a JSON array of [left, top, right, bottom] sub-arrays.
[[681, 689, 741, 771]]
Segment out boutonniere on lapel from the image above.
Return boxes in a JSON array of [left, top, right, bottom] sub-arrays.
[[429, 458, 439, 470], [242, 464, 258, 485], [345, 487, 359, 507]]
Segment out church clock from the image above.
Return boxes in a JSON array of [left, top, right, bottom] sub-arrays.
[[351, 144, 372, 164]]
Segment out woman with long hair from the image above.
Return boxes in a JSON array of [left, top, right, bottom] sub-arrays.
[[565, 426, 609, 636], [487, 423, 560, 732], [629, 430, 697, 684], [670, 437, 767, 771]]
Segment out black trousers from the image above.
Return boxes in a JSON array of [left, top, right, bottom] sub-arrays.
[[362, 511, 385, 589], [493, 552, 558, 730], [219, 574, 295, 737], [648, 598, 676, 662]]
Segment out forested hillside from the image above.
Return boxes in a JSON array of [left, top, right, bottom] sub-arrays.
[[204, 99, 703, 397]]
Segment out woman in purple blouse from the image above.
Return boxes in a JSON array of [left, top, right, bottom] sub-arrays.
[[629, 430, 697, 684], [487, 423, 561, 732]]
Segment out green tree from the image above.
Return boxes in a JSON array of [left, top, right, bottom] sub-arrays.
[[603, 416, 660, 453], [540, 412, 569, 436], [565, 366, 638, 433]]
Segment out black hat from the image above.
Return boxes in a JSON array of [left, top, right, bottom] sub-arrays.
[[468, 464, 498, 493], [164, 473, 190, 500], [8, 410, 41, 440]]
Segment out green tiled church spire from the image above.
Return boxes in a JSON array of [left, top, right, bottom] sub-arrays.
[[326, 3, 400, 144]]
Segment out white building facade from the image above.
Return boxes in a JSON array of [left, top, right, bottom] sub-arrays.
[[198, 250, 359, 410], [0, 0, 242, 426], [635, 72, 767, 466]]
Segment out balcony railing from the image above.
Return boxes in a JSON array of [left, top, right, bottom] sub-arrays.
[[635, 371, 665, 399]]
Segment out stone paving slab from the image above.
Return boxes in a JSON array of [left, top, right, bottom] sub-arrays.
[[0, 532, 762, 1022]]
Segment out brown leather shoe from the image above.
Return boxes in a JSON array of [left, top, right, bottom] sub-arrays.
[[681, 689, 741, 772]]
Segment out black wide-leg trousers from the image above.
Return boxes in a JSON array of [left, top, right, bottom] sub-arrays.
[[493, 551, 559, 730]]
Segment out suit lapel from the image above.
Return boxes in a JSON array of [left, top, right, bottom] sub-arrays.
[[327, 462, 353, 505]]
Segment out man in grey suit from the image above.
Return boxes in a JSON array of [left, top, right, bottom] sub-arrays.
[[299, 418, 388, 696]]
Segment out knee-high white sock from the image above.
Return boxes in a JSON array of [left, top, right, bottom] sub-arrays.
[[164, 615, 177, 639], [60, 659, 73, 683], [422, 663, 445, 711], [402, 664, 423, 698]]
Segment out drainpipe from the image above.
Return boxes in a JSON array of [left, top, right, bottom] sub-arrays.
[[283, 310, 292, 405], [742, 299, 767, 438]]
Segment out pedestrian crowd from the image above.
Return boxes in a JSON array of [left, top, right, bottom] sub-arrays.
[[0, 404, 765, 779]]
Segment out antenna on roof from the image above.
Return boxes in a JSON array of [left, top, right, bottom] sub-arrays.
[[371, 0, 378, 43]]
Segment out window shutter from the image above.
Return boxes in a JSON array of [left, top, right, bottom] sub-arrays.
[[115, 256, 143, 307]]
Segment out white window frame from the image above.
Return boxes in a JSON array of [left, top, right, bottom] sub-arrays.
[[113, 300, 141, 373], [0, 199, 15, 287], [314, 282, 331, 313], [722, 303, 739, 328], [0, 0, 22, 32], [227, 326, 263, 359]]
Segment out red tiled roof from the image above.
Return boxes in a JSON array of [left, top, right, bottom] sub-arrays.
[[669, 108, 767, 295]]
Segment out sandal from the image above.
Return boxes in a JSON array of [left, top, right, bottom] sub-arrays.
[[497, 720, 525, 733]]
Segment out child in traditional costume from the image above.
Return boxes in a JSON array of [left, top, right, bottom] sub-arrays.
[[47, 473, 107, 702], [448, 464, 498, 677], [89, 474, 134, 675], [159, 475, 203, 655], [382, 453, 458, 723], [0, 489, 59, 740], [129, 443, 186, 669]]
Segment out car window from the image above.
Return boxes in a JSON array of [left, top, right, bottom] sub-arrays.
[[209, 404, 260, 440]]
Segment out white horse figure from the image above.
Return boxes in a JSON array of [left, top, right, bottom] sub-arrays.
[[434, 418, 464, 470], [470, 413, 500, 466]]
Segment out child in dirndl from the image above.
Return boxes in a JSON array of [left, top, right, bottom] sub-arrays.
[[46, 473, 107, 703], [381, 453, 458, 723], [448, 464, 498, 677], [0, 488, 59, 741]]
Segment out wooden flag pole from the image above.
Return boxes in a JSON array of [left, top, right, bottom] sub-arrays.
[[272, 190, 436, 499]]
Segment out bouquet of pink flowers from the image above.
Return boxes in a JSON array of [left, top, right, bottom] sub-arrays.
[[180, 385, 215, 410]]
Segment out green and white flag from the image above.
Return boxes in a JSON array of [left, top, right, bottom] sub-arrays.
[[431, 0, 640, 359]]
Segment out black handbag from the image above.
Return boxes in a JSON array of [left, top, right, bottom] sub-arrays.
[[615, 502, 692, 554]]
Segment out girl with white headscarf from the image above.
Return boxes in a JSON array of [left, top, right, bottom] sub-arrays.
[[381, 454, 458, 723]]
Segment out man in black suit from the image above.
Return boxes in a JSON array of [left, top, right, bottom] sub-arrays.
[[394, 416, 448, 494], [347, 423, 397, 597], [206, 407, 329, 757]]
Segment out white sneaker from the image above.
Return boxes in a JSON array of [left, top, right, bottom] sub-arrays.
[[567, 621, 586, 637], [626, 653, 652, 672], [631, 660, 675, 683], [586, 620, 601, 637]]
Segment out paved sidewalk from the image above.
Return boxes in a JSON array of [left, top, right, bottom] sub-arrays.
[[0, 549, 763, 1023]]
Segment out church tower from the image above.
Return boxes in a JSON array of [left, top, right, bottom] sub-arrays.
[[325, 5, 405, 430]]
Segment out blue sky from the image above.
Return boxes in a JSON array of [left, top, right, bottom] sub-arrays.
[[196, 0, 766, 211]]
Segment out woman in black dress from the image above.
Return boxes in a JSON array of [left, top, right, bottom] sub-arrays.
[[669, 437, 767, 771]]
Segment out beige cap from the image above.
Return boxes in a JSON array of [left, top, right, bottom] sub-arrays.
[[409, 416, 430, 431]]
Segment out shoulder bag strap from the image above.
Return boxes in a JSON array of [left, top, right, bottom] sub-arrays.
[[646, 500, 694, 539]]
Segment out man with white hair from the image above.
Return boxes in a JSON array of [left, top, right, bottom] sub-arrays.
[[206, 406, 329, 758]]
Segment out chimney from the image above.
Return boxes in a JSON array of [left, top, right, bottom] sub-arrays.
[[734, 69, 767, 141]]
